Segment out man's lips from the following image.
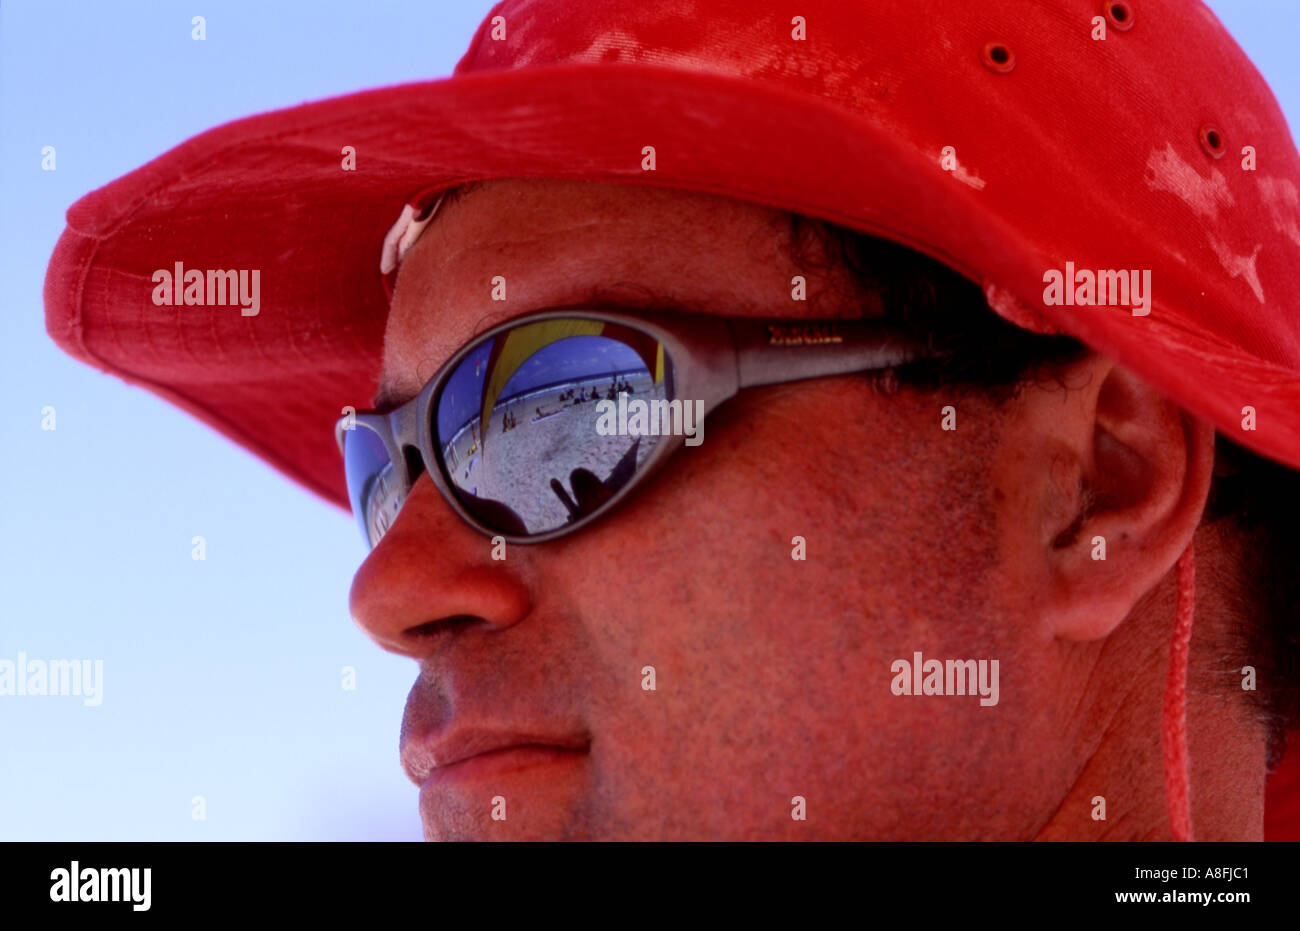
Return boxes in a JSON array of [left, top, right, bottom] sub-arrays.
[[424, 743, 589, 788], [402, 727, 591, 787]]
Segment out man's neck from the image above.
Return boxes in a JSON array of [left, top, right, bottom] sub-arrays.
[[1034, 547, 1267, 840]]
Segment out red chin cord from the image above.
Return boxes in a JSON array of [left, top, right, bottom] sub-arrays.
[[1162, 543, 1197, 842]]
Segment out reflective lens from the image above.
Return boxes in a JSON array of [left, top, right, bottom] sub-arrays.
[[433, 318, 677, 537], [343, 424, 404, 548]]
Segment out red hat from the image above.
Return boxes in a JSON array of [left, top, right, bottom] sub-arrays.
[[44, 0, 1300, 839]]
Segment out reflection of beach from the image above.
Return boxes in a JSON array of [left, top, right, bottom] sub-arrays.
[[444, 374, 664, 532]]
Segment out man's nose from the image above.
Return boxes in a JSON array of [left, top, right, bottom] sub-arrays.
[[348, 475, 532, 657]]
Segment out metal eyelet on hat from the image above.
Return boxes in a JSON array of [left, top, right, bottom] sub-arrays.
[[981, 42, 1015, 73], [1103, 0, 1135, 32], [1199, 123, 1227, 159]]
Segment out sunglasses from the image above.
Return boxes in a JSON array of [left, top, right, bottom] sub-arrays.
[[335, 307, 932, 549]]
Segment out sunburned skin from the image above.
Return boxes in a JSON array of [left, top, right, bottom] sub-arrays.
[[348, 178, 1265, 841]]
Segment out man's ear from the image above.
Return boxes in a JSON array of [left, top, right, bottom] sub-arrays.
[[1039, 360, 1215, 641]]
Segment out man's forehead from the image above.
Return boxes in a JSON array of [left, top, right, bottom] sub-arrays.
[[373, 180, 864, 409]]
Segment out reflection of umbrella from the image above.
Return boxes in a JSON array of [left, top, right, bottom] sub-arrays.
[[480, 320, 603, 449], [478, 322, 664, 452]]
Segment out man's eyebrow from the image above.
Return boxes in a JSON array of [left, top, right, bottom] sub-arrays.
[[371, 382, 410, 412]]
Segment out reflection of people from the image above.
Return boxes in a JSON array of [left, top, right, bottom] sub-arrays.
[[45, 0, 1300, 845], [567, 469, 613, 515], [457, 491, 527, 536], [551, 440, 640, 523]]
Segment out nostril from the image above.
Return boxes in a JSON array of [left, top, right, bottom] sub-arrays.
[[407, 614, 483, 640]]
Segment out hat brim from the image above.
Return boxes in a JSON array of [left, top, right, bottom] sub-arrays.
[[44, 62, 1300, 510]]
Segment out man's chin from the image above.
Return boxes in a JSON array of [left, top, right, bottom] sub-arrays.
[[418, 749, 589, 841]]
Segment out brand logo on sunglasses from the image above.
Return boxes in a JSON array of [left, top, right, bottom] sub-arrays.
[[766, 323, 843, 346]]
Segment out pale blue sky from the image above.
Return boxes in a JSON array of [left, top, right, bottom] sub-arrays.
[[1, 0, 499, 841], [1, 0, 1295, 840]]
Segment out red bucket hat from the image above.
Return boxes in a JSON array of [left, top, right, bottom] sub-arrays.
[[44, 0, 1300, 840]]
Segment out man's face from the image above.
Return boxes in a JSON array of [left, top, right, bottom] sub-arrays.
[[349, 179, 1071, 840]]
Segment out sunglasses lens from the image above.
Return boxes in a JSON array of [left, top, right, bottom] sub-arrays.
[[433, 319, 677, 537], [343, 424, 403, 548]]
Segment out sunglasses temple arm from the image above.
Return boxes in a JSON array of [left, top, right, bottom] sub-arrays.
[[725, 318, 927, 390]]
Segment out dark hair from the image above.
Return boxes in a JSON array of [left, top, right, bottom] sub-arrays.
[[791, 214, 1300, 763]]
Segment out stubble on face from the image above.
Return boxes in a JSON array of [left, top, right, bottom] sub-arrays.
[[373, 179, 1054, 840]]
